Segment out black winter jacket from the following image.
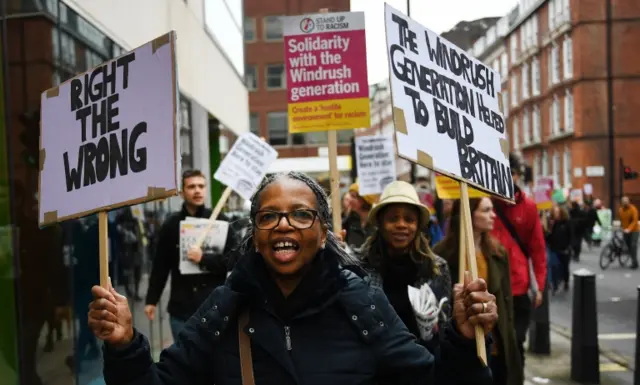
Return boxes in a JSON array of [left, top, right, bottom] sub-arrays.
[[107, 248, 492, 385], [145, 204, 238, 321]]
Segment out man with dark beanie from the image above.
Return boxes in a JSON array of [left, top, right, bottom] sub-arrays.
[[491, 153, 547, 366]]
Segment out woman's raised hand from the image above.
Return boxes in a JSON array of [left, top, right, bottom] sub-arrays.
[[88, 279, 134, 347], [453, 272, 498, 340]]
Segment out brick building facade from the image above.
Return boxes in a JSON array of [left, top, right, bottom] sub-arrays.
[[472, 0, 640, 210], [244, 0, 353, 179]]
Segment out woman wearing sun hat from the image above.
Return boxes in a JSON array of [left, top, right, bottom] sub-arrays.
[[357, 180, 453, 343], [341, 181, 378, 248]]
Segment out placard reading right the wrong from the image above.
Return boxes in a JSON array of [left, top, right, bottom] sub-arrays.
[[384, 4, 513, 201]]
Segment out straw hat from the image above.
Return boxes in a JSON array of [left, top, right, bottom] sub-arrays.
[[367, 181, 431, 228]]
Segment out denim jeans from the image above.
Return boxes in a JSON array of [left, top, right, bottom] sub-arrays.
[[169, 316, 187, 341]]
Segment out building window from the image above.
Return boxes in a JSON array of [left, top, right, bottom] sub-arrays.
[[244, 18, 256, 41], [179, 97, 193, 169], [267, 111, 288, 146], [521, 63, 529, 100], [512, 117, 520, 150], [337, 129, 354, 144], [542, 149, 549, 176], [85, 49, 103, 71], [510, 34, 518, 64], [533, 153, 541, 179], [549, 0, 571, 33], [532, 56, 541, 96], [548, 0, 556, 32], [511, 74, 518, 107], [249, 113, 260, 136], [564, 89, 574, 132], [53, 28, 76, 68], [522, 108, 530, 144], [550, 42, 559, 85], [500, 52, 508, 79], [265, 64, 285, 89], [306, 132, 328, 145], [563, 144, 571, 187], [245, 65, 257, 90], [532, 14, 538, 47], [552, 150, 560, 187], [502, 91, 509, 117], [551, 95, 560, 135], [264, 16, 283, 41], [533, 105, 541, 142], [493, 59, 500, 76], [563, 35, 573, 79]]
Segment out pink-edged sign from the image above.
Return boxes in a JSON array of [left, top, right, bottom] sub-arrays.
[[533, 177, 554, 210], [38, 31, 180, 227], [283, 11, 370, 133]]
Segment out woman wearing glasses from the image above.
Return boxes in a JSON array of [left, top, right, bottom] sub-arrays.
[[89, 172, 497, 385]]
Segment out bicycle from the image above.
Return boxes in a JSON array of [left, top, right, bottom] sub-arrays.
[[599, 228, 632, 269]]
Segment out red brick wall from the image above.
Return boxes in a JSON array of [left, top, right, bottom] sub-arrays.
[[506, 0, 640, 210]]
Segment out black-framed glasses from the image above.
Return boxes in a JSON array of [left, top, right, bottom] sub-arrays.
[[253, 209, 319, 230]]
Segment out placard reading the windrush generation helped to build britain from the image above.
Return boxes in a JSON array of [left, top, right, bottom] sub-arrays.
[[384, 4, 513, 201], [38, 32, 180, 227]]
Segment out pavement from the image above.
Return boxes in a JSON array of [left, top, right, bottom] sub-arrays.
[[547, 243, 638, 370], [523, 242, 638, 385], [524, 327, 636, 385]]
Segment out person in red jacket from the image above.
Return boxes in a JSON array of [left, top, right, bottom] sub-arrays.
[[491, 153, 547, 367]]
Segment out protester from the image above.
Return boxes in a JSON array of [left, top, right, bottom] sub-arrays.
[[341, 191, 354, 220], [491, 153, 547, 366], [342, 181, 377, 248], [619, 196, 639, 269], [90, 171, 497, 384], [582, 200, 601, 250], [545, 205, 573, 294], [568, 201, 586, 261], [434, 197, 523, 385], [358, 181, 452, 339], [144, 169, 238, 340]]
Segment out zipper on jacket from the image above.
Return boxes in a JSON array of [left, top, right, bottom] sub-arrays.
[[284, 326, 292, 351]]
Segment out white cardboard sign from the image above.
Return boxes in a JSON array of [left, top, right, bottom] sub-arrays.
[[38, 32, 180, 226], [179, 217, 229, 275], [384, 4, 513, 201], [355, 135, 397, 195], [214, 132, 278, 201]]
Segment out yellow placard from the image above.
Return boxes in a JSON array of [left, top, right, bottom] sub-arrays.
[[435, 175, 488, 200], [288, 97, 370, 133], [536, 201, 553, 211]]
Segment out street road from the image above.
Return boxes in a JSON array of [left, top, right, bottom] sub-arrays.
[[547, 244, 638, 370]]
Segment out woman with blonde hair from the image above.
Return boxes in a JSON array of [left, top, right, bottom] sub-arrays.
[[358, 181, 452, 343], [434, 197, 523, 385]]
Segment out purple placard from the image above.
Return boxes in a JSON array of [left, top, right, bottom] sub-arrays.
[[38, 31, 179, 227]]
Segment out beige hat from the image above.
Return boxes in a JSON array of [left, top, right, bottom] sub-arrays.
[[367, 181, 431, 228]]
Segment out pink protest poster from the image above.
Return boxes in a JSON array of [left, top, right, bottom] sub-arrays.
[[283, 12, 370, 133], [38, 31, 180, 227]]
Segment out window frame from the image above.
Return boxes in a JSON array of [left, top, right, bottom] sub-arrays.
[[244, 17, 257, 42], [265, 63, 286, 90], [263, 16, 283, 41]]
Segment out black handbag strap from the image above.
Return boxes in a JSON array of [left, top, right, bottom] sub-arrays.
[[494, 204, 530, 260]]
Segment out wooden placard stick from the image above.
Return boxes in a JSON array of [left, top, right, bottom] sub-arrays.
[[318, 7, 343, 234], [193, 186, 233, 249], [98, 211, 110, 288], [459, 182, 488, 366]]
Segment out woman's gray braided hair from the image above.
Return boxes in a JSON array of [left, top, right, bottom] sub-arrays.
[[241, 171, 358, 266]]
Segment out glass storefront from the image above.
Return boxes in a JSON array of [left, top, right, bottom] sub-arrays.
[[1, 2, 176, 384]]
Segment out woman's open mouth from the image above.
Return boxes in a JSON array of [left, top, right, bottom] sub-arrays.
[[272, 240, 300, 263]]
